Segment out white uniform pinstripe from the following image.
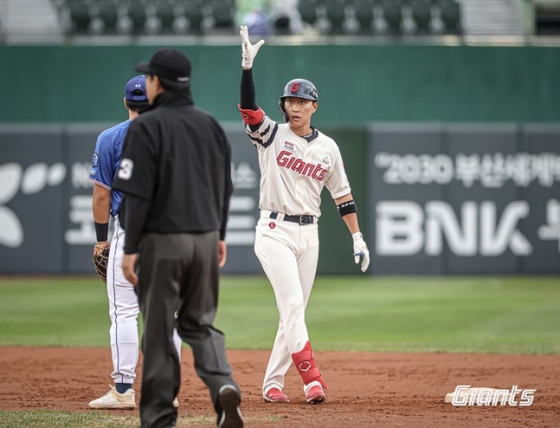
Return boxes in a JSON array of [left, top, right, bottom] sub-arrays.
[[244, 114, 351, 394]]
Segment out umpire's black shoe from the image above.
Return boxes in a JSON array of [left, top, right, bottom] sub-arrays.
[[217, 385, 243, 428]]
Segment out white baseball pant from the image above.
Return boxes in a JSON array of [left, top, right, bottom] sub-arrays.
[[107, 218, 182, 385], [254, 210, 319, 394]]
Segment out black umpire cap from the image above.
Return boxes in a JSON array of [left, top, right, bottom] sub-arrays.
[[136, 48, 191, 84]]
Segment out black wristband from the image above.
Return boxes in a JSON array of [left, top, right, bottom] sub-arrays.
[[337, 200, 357, 217], [94, 222, 109, 242]]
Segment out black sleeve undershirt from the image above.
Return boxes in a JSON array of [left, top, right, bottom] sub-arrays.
[[217, 122, 234, 240], [240, 69, 258, 110], [120, 194, 150, 254], [221, 143, 233, 241]]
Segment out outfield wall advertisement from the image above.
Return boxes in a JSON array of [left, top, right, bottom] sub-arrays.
[[0, 124, 264, 275], [1, 123, 559, 275], [367, 124, 560, 274]]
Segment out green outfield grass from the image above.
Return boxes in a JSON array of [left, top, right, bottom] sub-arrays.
[[0, 410, 278, 427], [0, 275, 559, 354], [0, 410, 140, 428]]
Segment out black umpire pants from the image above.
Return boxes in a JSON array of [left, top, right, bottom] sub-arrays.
[[135, 231, 239, 428]]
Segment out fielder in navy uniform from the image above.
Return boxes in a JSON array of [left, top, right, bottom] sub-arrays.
[[113, 48, 243, 428], [88, 75, 182, 410], [237, 26, 370, 405]]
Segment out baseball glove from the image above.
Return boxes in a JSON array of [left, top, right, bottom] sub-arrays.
[[93, 243, 110, 284]]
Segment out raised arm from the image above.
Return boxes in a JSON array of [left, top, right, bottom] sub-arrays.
[[239, 26, 265, 124], [240, 69, 258, 111], [240, 25, 264, 72]]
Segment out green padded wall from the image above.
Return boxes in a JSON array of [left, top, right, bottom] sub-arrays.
[[1, 44, 559, 124]]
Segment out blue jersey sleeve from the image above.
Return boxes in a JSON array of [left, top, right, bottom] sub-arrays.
[[89, 128, 117, 191], [89, 121, 130, 216]]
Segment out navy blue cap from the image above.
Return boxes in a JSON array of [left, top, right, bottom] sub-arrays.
[[125, 75, 148, 101]]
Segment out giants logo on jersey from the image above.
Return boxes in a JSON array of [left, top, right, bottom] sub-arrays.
[[276, 150, 327, 181]]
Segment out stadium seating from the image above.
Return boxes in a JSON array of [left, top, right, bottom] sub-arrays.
[[438, 0, 461, 34], [153, 0, 175, 33], [296, 0, 435, 36], [354, 0, 374, 33], [324, 0, 347, 34], [126, 0, 148, 34], [381, 0, 403, 34], [58, 0, 235, 35], [410, 0, 431, 33], [95, 0, 119, 34], [68, 0, 91, 33], [183, 0, 204, 33], [211, 0, 234, 29], [57, 0, 462, 37], [298, 0, 318, 26], [535, 0, 560, 35]]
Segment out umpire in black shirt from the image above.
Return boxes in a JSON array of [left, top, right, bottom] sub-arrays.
[[113, 48, 243, 428]]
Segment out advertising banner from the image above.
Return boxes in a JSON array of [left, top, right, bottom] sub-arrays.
[[0, 125, 67, 273], [3, 123, 559, 275], [0, 123, 263, 274], [367, 123, 560, 274]]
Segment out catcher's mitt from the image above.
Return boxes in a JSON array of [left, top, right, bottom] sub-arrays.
[[93, 243, 110, 284]]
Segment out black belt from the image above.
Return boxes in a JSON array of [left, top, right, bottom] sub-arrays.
[[270, 212, 315, 225]]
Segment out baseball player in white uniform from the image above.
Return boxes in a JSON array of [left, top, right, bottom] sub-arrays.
[[238, 26, 370, 405], [88, 75, 182, 409]]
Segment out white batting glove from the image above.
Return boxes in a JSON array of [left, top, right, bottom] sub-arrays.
[[352, 232, 370, 273], [240, 25, 264, 70]]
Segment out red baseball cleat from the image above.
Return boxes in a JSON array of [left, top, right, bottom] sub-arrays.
[[306, 384, 326, 404], [264, 387, 289, 403]]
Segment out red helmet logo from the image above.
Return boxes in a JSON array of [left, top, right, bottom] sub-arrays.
[[290, 82, 301, 94]]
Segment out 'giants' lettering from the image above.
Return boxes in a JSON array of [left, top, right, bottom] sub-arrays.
[[276, 150, 327, 181]]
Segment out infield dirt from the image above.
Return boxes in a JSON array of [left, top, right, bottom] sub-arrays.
[[0, 348, 558, 427]]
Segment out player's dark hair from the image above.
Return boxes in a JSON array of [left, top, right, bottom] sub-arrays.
[[125, 99, 151, 113], [158, 76, 191, 93]]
